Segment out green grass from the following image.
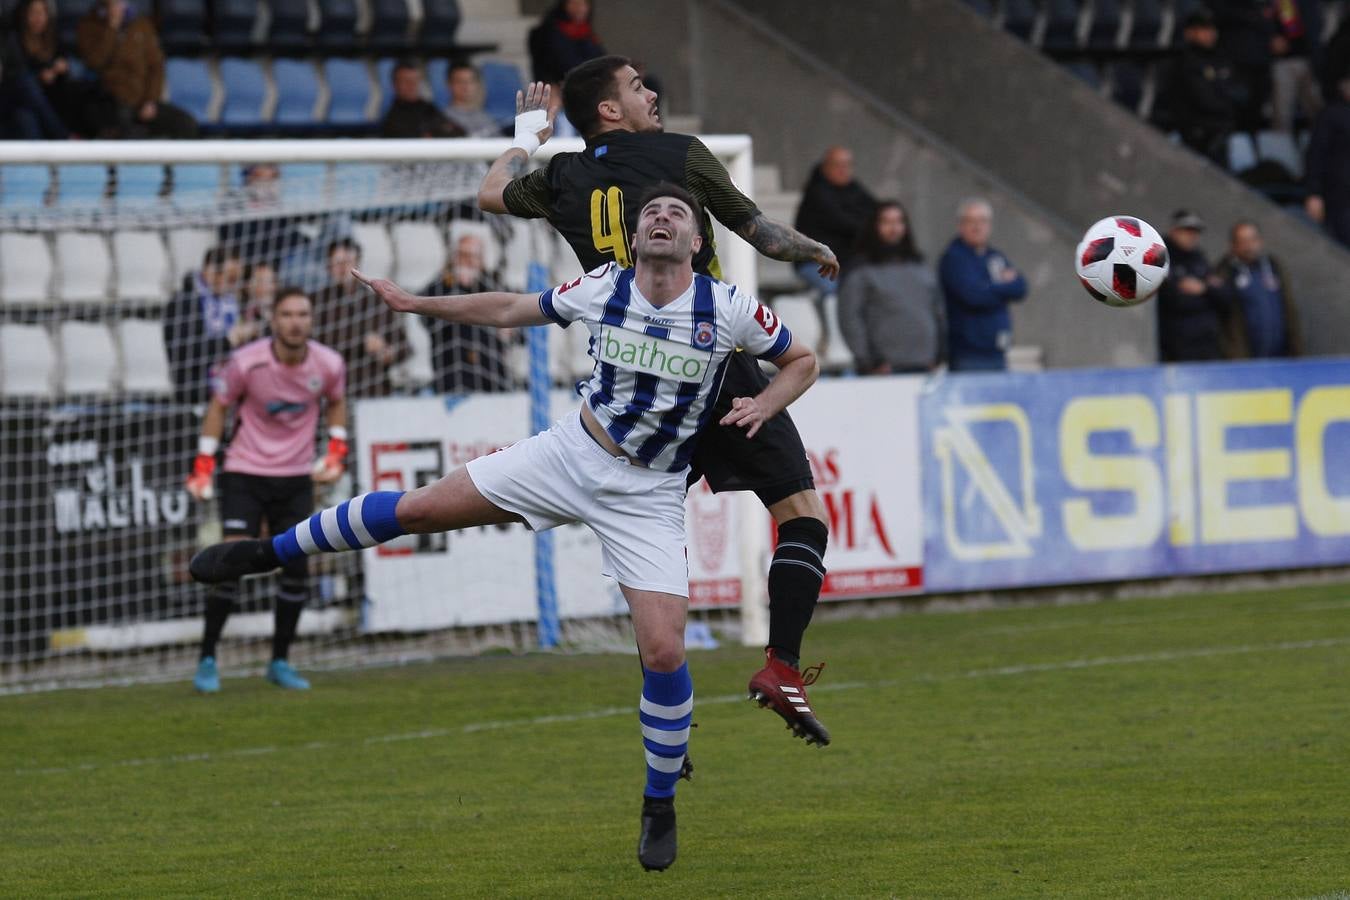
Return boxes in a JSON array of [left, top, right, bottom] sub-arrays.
[[4, 583, 1350, 898]]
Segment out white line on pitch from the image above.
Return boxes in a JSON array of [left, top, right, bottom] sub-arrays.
[[10, 637, 1348, 778]]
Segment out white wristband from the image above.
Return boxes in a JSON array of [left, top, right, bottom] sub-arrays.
[[198, 435, 219, 456], [511, 108, 549, 156], [328, 425, 348, 441]]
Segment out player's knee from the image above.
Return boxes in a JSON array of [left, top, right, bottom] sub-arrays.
[[768, 489, 829, 529], [642, 640, 686, 673]]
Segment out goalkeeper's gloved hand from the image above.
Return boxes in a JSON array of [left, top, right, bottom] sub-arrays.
[[186, 436, 218, 501], [312, 427, 348, 484]]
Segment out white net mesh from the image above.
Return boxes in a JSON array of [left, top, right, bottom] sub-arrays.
[[0, 139, 759, 693]]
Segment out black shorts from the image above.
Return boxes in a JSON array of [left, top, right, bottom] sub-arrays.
[[218, 472, 314, 538], [687, 352, 815, 507]]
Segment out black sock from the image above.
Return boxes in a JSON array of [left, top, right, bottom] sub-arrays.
[[200, 582, 238, 660], [271, 572, 308, 661], [767, 517, 828, 666]]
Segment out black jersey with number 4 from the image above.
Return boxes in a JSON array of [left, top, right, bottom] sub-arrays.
[[502, 130, 760, 279]]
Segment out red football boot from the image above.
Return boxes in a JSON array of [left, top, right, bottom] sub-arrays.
[[747, 648, 831, 746]]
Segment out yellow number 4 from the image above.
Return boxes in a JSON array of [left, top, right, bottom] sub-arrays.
[[590, 187, 631, 268]]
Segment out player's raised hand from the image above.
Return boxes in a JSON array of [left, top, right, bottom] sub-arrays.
[[813, 243, 840, 281], [351, 269, 417, 314], [720, 396, 768, 439], [512, 82, 554, 154]]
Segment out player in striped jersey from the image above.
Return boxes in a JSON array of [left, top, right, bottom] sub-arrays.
[[188, 184, 818, 872]]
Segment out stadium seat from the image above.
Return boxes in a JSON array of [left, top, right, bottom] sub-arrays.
[[218, 57, 269, 130], [1109, 61, 1145, 112], [1256, 130, 1303, 178], [1227, 132, 1258, 173], [167, 228, 215, 285], [377, 58, 399, 115], [58, 322, 118, 395], [0, 164, 50, 209], [770, 294, 822, 356], [1042, 0, 1082, 50], [114, 165, 167, 207], [1065, 61, 1101, 89], [267, 0, 313, 50], [398, 317, 435, 389], [112, 231, 171, 301], [166, 58, 216, 125], [171, 164, 224, 209], [391, 222, 447, 289], [0, 233, 52, 303], [54, 165, 109, 207], [1128, 0, 1165, 47], [351, 222, 394, 280], [279, 163, 330, 200], [316, 0, 359, 48], [818, 293, 856, 373], [273, 59, 322, 129], [117, 320, 173, 394], [54, 232, 112, 303], [212, 0, 260, 50], [0, 324, 56, 397], [157, 0, 208, 52], [418, 0, 461, 52], [480, 61, 523, 127], [367, 0, 412, 52], [427, 57, 449, 109], [999, 0, 1039, 40], [324, 59, 374, 126], [1086, 0, 1124, 48]]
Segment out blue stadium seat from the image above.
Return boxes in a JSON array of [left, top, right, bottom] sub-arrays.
[[218, 57, 269, 130], [1065, 61, 1101, 88], [480, 61, 522, 127], [0, 165, 50, 210], [279, 163, 329, 200], [1042, 0, 1082, 50], [1227, 132, 1258, 172], [1256, 130, 1303, 178], [268, 0, 312, 50], [1086, 0, 1124, 48], [55, 165, 109, 207], [317, 0, 360, 49], [170, 165, 222, 208], [114, 165, 167, 206], [367, 0, 412, 51], [1109, 61, 1145, 112], [1128, 0, 1165, 47], [272, 59, 322, 128], [1000, 0, 1039, 40], [165, 58, 214, 124], [427, 57, 450, 108], [324, 59, 373, 127], [212, 0, 259, 50], [158, 0, 208, 52], [418, 0, 461, 52], [377, 58, 400, 115]]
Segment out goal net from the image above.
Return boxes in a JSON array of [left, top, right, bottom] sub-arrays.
[[0, 137, 767, 693]]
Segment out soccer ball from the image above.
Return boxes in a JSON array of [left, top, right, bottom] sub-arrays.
[[1075, 215, 1169, 307]]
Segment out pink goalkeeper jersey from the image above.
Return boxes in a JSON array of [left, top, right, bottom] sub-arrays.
[[214, 339, 346, 477]]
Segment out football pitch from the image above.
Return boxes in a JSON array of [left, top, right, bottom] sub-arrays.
[[4, 583, 1349, 898]]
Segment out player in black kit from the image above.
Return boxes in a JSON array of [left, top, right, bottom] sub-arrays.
[[479, 57, 839, 750]]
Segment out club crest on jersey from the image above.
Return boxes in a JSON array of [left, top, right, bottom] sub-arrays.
[[307, 375, 323, 393], [692, 320, 715, 350]]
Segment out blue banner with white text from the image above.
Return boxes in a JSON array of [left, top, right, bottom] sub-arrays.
[[920, 359, 1350, 591]]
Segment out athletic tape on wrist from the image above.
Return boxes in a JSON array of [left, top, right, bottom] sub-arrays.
[[198, 435, 220, 456]]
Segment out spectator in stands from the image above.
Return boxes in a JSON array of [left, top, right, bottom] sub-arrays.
[[837, 200, 943, 374], [1305, 72, 1350, 247], [163, 245, 253, 405], [1156, 210, 1230, 362], [444, 61, 505, 137], [77, 0, 198, 139], [0, 28, 69, 138], [219, 164, 311, 270], [13, 0, 116, 138], [242, 260, 278, 329], [529, 0, 606, 87], [1268, 0, 1323, 133], [938, 198, 1027, 372], [1216, 220, 1302, 357], [421, 233, 516, 392], [1215, 0, 1274, 130], [793, 145, 876, 297], [313, 238, 411, 397], [381, 60, 464, 139], [1161, 9, 1239, 164]]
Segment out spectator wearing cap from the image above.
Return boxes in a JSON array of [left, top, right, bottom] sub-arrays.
[[1156, 210, 1230, 363], [1159, 9, 1239, 164], [1305, 70, 1350, 247], [938, 198, 1027, 372], [1215, 221, 1302, 358], [381, 61, 464, 138], [444, 61, 504, 137]]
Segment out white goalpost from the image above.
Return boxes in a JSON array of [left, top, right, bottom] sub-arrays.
[[0, 137, 769, 693]]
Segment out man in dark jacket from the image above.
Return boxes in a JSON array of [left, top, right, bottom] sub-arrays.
[[1160, 9, 1239, 164], [938, 198, 1027, 371], [77, 0, 196, 138], [380, 61, 464, 138], [1305, 73, 1350, 247], [1215, 220, 1302, 358], [163, 245, 253, 405], [1155, 210, 1230, 362], [793, 145, 876, 294], [421, 233, 515, 393], [312, 238, 411, 397]]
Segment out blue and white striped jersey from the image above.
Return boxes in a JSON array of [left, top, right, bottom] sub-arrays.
[[538, 262, 794, 473]]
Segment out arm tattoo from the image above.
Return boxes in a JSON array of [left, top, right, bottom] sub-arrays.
[[734, 214, 824, 263], [505, 153, 528, 178]]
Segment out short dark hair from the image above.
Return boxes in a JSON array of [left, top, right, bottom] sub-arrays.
[[326, 237, 361, 259], [202, 244, 241, 268], [392, 59, 419, 78], [274, 286, 311, 309], [1230, 219, 1260, 240], [635, 182, 700, 219], [447, 60, 478, 78], [562, 55, 632, 138]]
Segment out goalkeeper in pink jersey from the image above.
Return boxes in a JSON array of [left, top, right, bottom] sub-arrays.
[[184, 288, 348, 692]]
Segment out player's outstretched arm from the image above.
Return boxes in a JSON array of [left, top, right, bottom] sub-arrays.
[[477, 82, 555, 214], [734, 214, 840, 281], [720, 338, 819, 439], [352, 269, 551, 329]]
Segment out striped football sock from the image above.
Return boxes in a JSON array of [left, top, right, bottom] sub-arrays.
[[272, 491, 407, 564], [639, 663, 693, 799]]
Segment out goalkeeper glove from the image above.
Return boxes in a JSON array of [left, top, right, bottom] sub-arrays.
[[313, 426, 348, 482], [186, 436, 218, 501]]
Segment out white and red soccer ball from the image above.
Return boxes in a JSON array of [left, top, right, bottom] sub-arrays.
[[1075, 215, 1170, 307]]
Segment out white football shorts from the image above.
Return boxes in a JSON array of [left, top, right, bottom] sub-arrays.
[[465, 410, 690, 597]]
